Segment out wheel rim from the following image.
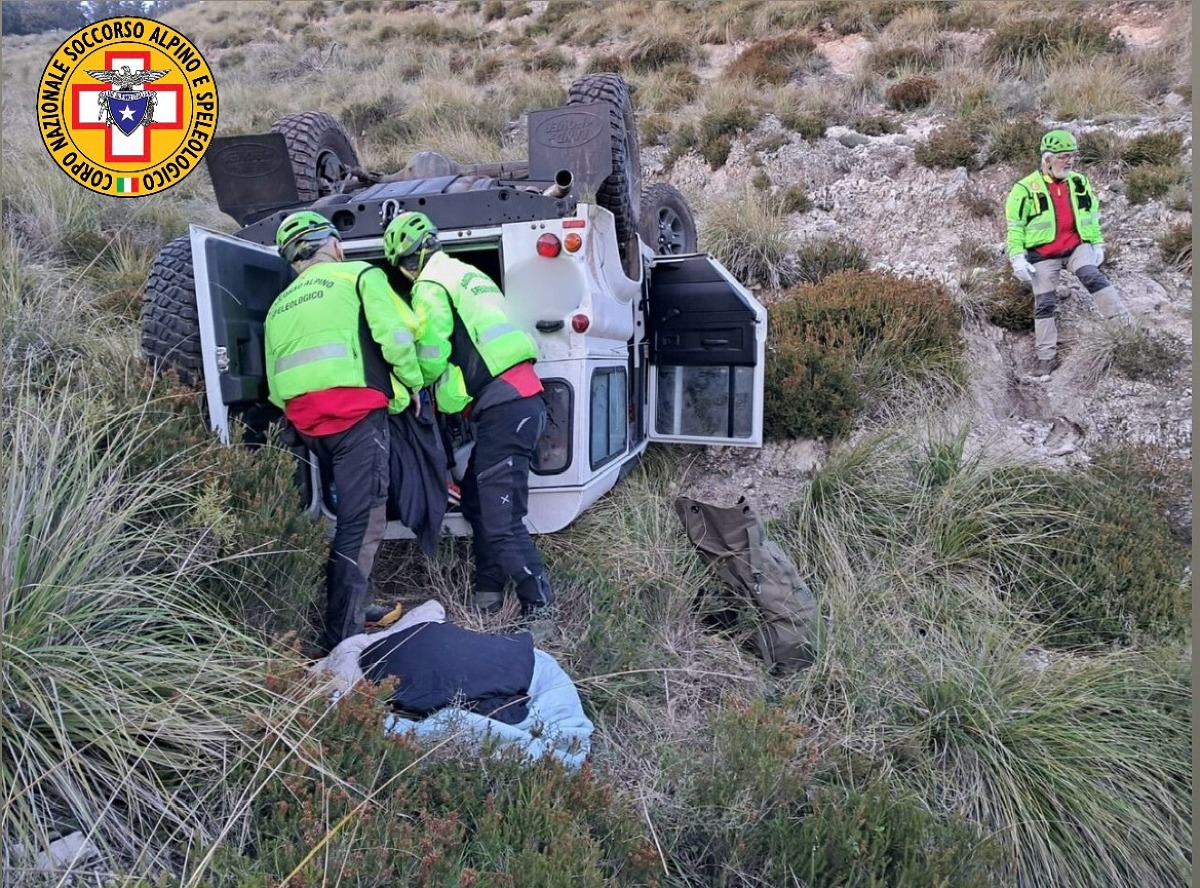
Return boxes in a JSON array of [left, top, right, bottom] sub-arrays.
[[314, 148, 349, 195], [655, 206, 687, 254]]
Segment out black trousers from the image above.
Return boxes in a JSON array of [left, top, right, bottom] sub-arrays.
[[460, 395, 552, 608], [299, 408, 390, 652]]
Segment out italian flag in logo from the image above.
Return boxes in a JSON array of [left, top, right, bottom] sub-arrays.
[[116, 177, 139, 194]]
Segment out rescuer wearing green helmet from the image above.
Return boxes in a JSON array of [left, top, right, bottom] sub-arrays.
[[383, 210, 557, 640], [1004, 129, 1126, 377], [265, 211, 423, 654]]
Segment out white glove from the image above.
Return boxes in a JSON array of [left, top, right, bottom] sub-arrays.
[[1009, 254, 1034, 284], [1092, 243, 1105, 266]]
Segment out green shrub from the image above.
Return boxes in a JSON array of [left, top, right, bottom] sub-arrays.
[[885, 74, 938, 111], [779, 110, 828, 141], [662, 700, 1001, 887], [782, 429, 1191, 887], [795, 237, 869, 284], [985, 271, 1033, 331], [694, 104, 759, 169], [982, 17, 1123, 68], [765, 333, 863, 441], [1000, 460, 1189, 647], [987, 112, 1043, 165], [209, 670, 662, 887], [126, 381, 326, 640], [1125, 164, 1186, 204], [765, 272, 963, 440], [1122, 130, 1184, 167], [851, 114, 902, 135], [1110, 326, 1186, 383], [774, 184, 812, 215], [1157, 221, 1192, 272], [752, 170, 772, 191], [724, 32, 819, 85], [785, 777, 1001, 887], [914, 123, 978, 169]]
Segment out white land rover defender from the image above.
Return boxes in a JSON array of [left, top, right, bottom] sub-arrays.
[[140, 74, 767, 537]]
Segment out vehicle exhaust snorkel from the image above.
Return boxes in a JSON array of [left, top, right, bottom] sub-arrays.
[[542, 169, 573, 199]]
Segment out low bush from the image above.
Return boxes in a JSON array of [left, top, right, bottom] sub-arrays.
[[794, 237, 869, 284], [124, 380, 326, 640], [982, 17, 1123, 69], [765, 333, 863, 441], [724, 32, 819, 85], [1157, 221, 1192, 273], [850, 113, 902, 135], [208, 670, 663, 887], [985, 271, 1034, 332], [773, 184, 812, 215], [765, 271, 963, 440], [781, 431, 1191, 887], [986, 112, 1043, 165], [1122, 130, 1185, 167], [1110, 326, 1186, 383], [885, 74, 938, 111], [1125, 163, 1186, 204], [915, 123, 978, 169], [998, 459, 1189, 647], [780, 110, 828, 141], [660, 699, 1001, 888]]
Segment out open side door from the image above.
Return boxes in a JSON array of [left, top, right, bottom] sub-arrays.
[[645, 253, 766, 447], [190, 225, 294, 444]]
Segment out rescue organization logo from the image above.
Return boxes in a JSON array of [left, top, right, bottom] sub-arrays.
[[38, 16, 218, 197]]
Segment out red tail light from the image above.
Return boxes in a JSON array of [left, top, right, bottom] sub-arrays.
[[571, 313, 590, 333], [536, 233, 561, 257]]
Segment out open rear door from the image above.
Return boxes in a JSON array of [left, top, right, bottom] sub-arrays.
[[645, 254, 766, 446], [190, 225, 294, 443]]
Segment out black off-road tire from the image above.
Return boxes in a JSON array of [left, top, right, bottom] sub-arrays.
[[270, 111, 360, 202], [639, 183, 698, 255], [567, 73, 641, 273], [141, 235, 201, 386]]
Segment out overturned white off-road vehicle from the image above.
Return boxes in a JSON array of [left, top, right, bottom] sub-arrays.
[[140, 74, 767, 536]]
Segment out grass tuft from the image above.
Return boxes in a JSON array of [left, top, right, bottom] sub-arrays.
[[699, 188, 799, 290]]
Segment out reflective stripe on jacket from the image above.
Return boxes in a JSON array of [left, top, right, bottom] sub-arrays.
[[1005, 170, 1102, 257], [410, 251, 538, 415], [264, 260, 422, 413]]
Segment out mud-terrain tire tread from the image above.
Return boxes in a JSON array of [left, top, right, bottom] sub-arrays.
[[270, 111, 360, 202], [640, 183, 698, 255], [567, 73, 641, 270], [141, 235, 201, 386]]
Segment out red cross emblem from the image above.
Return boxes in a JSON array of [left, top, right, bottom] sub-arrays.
[[71, 50, 182, 164]]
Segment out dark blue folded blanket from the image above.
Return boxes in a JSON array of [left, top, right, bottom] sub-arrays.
[[359, 622, 535, 725]]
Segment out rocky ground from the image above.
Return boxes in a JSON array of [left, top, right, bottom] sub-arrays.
[[653, 21, 1193, 527]]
